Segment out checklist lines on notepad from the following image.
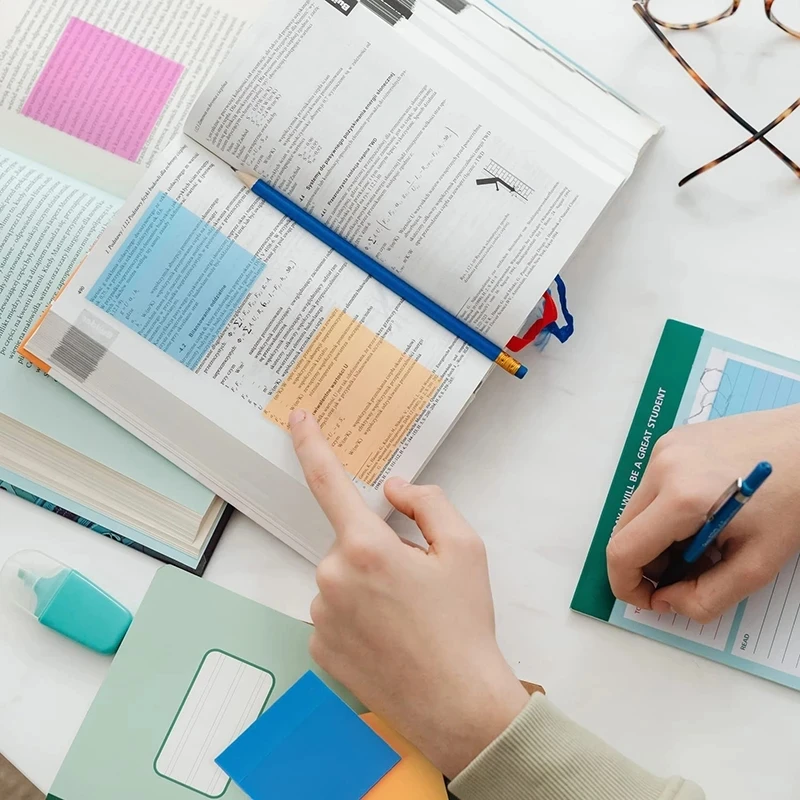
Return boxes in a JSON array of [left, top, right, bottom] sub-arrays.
[[622, 604, 734, 651], [734, 554, 800, 675]]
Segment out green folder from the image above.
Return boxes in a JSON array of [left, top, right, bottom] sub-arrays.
[[47, 568, 363, 800], [573, 319, 800, 691]]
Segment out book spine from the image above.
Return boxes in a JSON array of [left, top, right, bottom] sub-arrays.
[[570, 320, 704, 621]]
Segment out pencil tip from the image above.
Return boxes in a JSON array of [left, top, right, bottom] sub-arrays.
[[235, 170, 258, 190]]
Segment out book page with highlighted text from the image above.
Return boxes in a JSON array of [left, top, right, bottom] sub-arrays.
[[184, 0, 618, 345], [22, 0, 645, 562], [24, 137, 490, 559]]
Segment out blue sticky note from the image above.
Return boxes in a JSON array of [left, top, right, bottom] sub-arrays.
[[88, 192, 266, 370], [216, 671, 400, 800]]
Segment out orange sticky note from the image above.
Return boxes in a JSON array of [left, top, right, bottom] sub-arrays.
[[264, 308, 441, 486], [360, 713, 448, 799]]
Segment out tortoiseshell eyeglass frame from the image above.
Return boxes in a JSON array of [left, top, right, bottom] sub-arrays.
[[634, 1, 800, 186]]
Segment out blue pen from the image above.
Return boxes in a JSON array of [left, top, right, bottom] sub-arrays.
[[235, 170, 528, 379], [658, 461, 773, 588]]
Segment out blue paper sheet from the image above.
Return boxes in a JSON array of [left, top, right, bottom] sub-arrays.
[[708, 358, 800, 419], [216, 671, 399, 800]]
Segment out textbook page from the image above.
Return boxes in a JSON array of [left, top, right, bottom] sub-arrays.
[[184, 0, 619, 346], [0, 0, 263, 196], [24, 138, 491, 561]]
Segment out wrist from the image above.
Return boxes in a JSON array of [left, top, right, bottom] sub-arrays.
[[415, 662, 531, 779]]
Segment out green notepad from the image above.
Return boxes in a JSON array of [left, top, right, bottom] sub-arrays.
[[47, 568, 363, 800], [573, 319, 800, 691]]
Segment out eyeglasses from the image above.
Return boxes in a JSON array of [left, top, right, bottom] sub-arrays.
[[634, 1, 800, 186]]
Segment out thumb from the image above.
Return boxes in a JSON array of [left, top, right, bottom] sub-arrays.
[[384, 479, 476, 550], [652, 554, 772, 624]]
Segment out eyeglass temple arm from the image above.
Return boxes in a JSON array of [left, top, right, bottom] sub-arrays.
[[679, 98, 800, 186], [633, 3, 798, 179]]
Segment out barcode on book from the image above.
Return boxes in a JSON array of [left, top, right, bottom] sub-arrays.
[[361, 0, 414, 25], [51, 326, 107, 382], [50, 311, 118, 383]]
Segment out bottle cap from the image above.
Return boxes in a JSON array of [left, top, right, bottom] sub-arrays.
[[0, 550, 69, 619]]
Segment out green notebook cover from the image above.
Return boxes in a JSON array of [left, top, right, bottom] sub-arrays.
[[572, 319, 800, 691], [47, 568, 363, 800], [571, 319, 702, 621]]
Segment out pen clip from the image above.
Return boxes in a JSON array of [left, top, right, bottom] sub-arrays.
[[706, 479, 742, 521]]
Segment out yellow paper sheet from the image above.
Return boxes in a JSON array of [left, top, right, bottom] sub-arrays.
[[264, 308, 441, 485], [361, 713, 448, 799]]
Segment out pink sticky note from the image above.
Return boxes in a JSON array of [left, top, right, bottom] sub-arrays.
[[22, 18, 184, 162]]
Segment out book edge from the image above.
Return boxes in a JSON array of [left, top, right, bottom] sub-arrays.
[[0, 474, 230, 575]]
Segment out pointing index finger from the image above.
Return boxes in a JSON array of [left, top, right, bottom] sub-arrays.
[[288, 409, 369, 536]]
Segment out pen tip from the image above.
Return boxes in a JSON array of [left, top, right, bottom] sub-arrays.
[[235, 170, 258, 190]]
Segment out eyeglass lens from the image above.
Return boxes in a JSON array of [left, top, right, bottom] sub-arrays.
[[646, 0, 733, 26], [647, 0, 800, 33], [771, 0, 800, 33]]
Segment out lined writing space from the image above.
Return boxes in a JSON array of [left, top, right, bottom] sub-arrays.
[[156, 651, 274, 796], [709, 358, 800, 419], [735, 555, 800, 675], [706, 355, 800, 673], [623, 604, 734, 651]]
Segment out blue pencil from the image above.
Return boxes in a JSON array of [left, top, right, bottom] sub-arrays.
[[235, 170, 527, 379]]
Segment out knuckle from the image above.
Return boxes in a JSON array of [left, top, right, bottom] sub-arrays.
[[315, 557, 343, 597], [414, 484, 446, 506], [293, 427, 317, 456], [670, 482, 709, 517], [309, 595, 326, 627], [606, 536, 629, 568], [306, 465, 333, 494], [651, 433, 672, 458], [687, 598, 718, 625], [740, 557, 773, 587], [650, 436, 681, 472], [341, 535, 386, 572], [463, 531, 487, 561], [648, 440, 667, 469]]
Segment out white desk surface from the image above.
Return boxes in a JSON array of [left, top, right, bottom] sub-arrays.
[[3, 1, 800, 796]]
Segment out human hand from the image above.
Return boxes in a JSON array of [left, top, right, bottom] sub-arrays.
[[607, 405, 800, 622], [289, 409, 529, 778]]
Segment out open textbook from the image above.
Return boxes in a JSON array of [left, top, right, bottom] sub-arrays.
[[22, 0, 660, 562], [573, 321, 800, 692], [0, 0, 268, 569]]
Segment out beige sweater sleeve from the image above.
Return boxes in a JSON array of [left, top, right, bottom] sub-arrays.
[[449, 695, 704, 800]]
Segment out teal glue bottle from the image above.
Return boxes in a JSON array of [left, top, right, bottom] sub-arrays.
[[0, 551, 132, 654]]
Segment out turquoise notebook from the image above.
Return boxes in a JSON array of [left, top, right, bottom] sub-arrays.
[[573, 320, 800, 691]]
